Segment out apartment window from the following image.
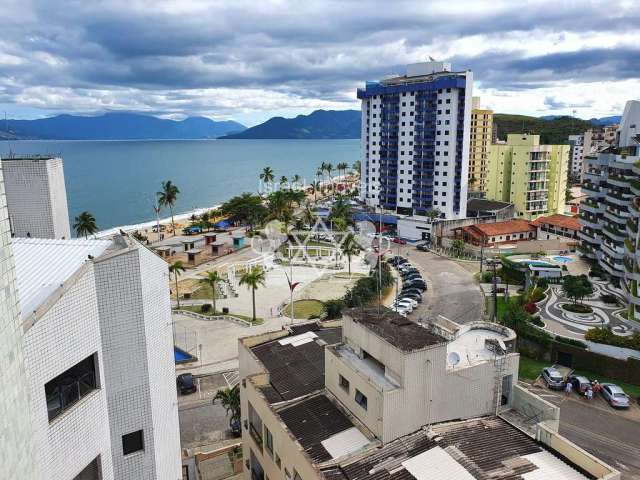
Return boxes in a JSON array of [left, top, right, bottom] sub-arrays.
[[339, 374, 350, 392], [45, 353, 99, 422], [355, 389, 368, 410], [122, 430, 144, 455], [248, 402, 264, 450], [275, 454, 282, 468], [264, 426, 274, 456]]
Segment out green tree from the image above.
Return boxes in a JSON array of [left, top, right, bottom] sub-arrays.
[[157, 180, 180, 236], [169, 260, 186, 309], [213, 385, 241, 423], [310, 180, 321, 202], [562, 275, 593, 304], [451, 239, 466, 258], [73, 211, 98, 238], [200, 270, 223, 313], [279, 176, 289, 188], [329, 196, 353, 225], [341, 233, 361, 276], [239, 266, 266, 322], [200, 211, 211, 231], [301, 202, 316, 227], [221, 193, 267, 228], [259, 166, 275, 185], [291, 174, 301, 189], [425, 208, 441, 221], [352, 160, 361, 174]]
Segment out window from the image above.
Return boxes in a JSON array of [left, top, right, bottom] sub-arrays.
[[122, 430, 144, 455], [275, 454, 282, 468], [45, 353, 99, 421], [264, 426, 274, 456], [355, 389, 368, 410]]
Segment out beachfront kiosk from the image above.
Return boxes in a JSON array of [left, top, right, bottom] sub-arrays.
[[210, 241, 225, 256], [232, 231, 245, 249], [154, 245, 172, 259], [181, 236, 203, 252], [186, 248, 202, 265], [204, 232, 217, 245]]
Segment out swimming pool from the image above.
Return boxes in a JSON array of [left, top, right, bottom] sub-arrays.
[[174, 346, 196, 364], [552, 256, 574, 264]]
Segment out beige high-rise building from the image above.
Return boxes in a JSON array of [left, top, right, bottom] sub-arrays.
[[468, 96, 493, 193]]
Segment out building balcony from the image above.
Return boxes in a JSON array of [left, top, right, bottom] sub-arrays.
[[603, 208, 630, 223], [579, 215, 601, 230], [602, 224, 627, 242], [582, 183, 602, 196], [599, 254, 625, 278], [602, 239, 625, 259], [607, 175, 631, 188], [580, 200, 603, 214]]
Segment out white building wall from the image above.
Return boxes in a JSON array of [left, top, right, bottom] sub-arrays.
[[138, 245, 182, 480], [0, 162, 40, 480], [23, 266, 114, 480], [94, 246, 180, 480], [2, 157, 71, 240]]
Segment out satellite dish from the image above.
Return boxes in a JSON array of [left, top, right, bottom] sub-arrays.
[[448, 351, 461, 367]]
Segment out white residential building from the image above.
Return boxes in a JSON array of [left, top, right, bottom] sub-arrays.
[[0, 159, 40, 480], [568, 134, 584, 177], [11, 234, 181, 480], [2, 154, 71, 239], [358, 61, 472, 220]]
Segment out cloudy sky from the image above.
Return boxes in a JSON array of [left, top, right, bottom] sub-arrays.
[[1, 0, 638, 126]]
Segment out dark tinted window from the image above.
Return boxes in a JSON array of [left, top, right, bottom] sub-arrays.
[[122, 430, 144, 455]]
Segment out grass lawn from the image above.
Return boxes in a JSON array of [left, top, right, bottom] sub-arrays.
[[334, 272, 366, 279], [282, 299, 324, 319], [518, 355, 640, 398], [177, 305, 263, 325], [190, 284, 224, 301], [486, 295, 520, 323]]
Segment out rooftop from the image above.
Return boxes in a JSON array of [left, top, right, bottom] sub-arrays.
[[532, 214, 581, 231], [463, 219, 536, 237], [251, 325, 342, 402], [322, 417, 588, 480], [346, 308, 446, 352], [278, 394, 374, 465], [466, 198, 513, 214], [12, 237, 113, 319], [1, 154, 61, 161]]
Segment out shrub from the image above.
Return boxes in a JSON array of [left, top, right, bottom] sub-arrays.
[[586, 327, 640, 350], [481, 271, 493, 283], [600, 294, 619, 304], [201, 303, 212, 313], [561, 303, 593, 313], [554, 337, 587, 349], [322, 299, 345, 320], [528, 287, 545, 303], [524, 302, 538, 314], [536, 278, 549, 290], [530, 316, 544, 327]]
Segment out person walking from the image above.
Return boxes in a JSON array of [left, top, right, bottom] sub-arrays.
[[565, 381, 573, 396], [586, 387, 593, 401]]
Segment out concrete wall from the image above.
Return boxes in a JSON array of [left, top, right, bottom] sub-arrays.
[[512, 384, 560, 433], [23, 266, 114, 480], [2, 157, 71, 239], [536, 423, 620, 480], [0, 162, 41, 480]]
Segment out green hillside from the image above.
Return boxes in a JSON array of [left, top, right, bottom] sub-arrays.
[[493, 114, 593, 145]]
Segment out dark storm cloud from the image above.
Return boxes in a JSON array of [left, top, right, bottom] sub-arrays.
[[1, 0, 639, 117]]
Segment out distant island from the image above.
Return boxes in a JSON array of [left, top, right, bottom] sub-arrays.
[[0, 109, 620, 142], [0, 112, 246, 140], [220, 109, 361, 139]]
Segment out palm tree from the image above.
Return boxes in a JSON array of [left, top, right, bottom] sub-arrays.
[[200, 211, 210, 231], [337, 162, 348, 180], [260, 166, 275, 186], [352, 160, 361, 174], [239, 266, 266, 322], [213, 385, 240, 424], [157, 180, 180, 236], [291, 174, 301, 189], [73, 211, 98, 238], [169, 260, 186, 309], [341, 233, 361, 276], [279, 176, 289, 189], [310, 180, 321, 202], [325, 162, 334, 189], [302, 202, 316, 227], [200, 270, 223, 313]]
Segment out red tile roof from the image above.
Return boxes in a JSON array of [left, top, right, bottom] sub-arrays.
[[463, 219, 536, 237], [532, 214, 581, 231]]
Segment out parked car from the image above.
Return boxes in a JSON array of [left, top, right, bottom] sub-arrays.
[[405, 282, 427, 291], [396, 297, 418, 307], [401, 287, 423, 297], [392, 305, 410, 316], [393, 299, 414, 311], [541, 367, 565, 390], [401, 292, 422, 303], [600, 383, 630, 408], [392, 237, 407, 245], [230, 418, 241, 437], [403, 273, 422, 281], [569, 375, 591, 394], [177, 373, 197, 395], [183, 226, 202, 235]]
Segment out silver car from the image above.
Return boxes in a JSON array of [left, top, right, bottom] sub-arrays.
[[600, 383, 630, 408], [541, 367, 565, 390]]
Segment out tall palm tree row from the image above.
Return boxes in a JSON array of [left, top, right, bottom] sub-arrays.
[[239, 266, 266, 322], [73, 211, 98, 239], [169, 260, 186, 309], [157, 180, 180, 236], [259, 166, 275, 187]]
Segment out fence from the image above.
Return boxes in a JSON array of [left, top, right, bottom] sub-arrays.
[[174, 310, 251, 327]]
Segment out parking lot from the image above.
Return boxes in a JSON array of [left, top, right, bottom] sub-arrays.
[[526, 381, 640, 479], [389, 247, 485, 324]]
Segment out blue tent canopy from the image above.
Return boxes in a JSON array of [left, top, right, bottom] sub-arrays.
[[214, 219, 230, 229]]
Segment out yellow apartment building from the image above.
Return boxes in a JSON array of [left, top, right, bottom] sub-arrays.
[[486, 133, 569, 220], [468, 96, 493, 193]]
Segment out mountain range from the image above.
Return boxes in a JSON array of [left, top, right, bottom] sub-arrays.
[[0, 110, 621, 141], [1, 112, 246, 140]]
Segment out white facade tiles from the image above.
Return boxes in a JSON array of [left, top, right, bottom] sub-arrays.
[[2, 156, 71, 239], [0, 159, 40, 480]]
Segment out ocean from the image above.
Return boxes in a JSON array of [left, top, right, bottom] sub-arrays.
[[0, 139, 360, 230]]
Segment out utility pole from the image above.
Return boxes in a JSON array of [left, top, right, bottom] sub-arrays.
[[492, 260, 498, 323]]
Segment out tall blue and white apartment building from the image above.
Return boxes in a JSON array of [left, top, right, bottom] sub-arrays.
[[358, 62, 473, 221]]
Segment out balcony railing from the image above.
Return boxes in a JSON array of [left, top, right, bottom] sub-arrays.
[[46, 371, 97, 422]]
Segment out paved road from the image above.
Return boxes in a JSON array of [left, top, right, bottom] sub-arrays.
[[400, 249, 484, 324], [528, 383, 640, 479]]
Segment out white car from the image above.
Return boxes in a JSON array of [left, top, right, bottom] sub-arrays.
[[392, 300, 414, 312], [396, 297, 418, 307], [392, 305, 410, 316]]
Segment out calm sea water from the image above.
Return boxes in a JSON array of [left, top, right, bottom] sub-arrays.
[[0, 139, 359, 230]]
